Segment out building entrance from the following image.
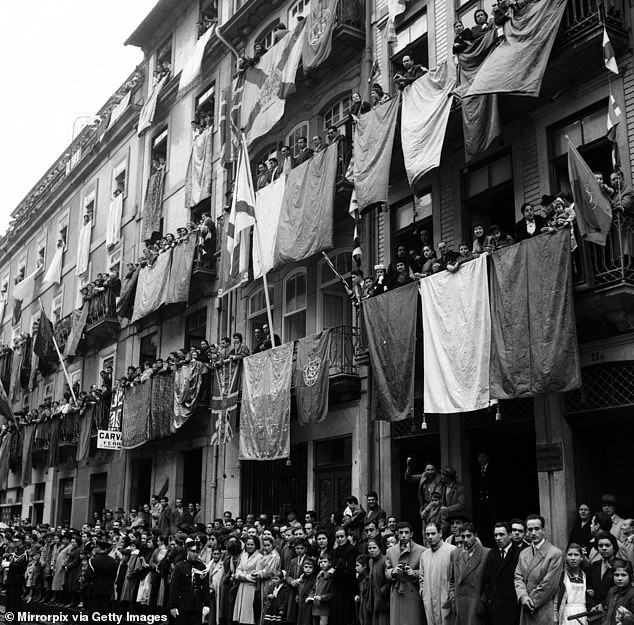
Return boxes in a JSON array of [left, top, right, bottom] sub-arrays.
[[130, 457, 152, 509], [182, 448, 203, 507]]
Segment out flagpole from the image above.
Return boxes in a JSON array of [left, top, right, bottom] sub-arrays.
[[38, 299, 77, 405]]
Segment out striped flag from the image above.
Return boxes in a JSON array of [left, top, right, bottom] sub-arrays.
[[603, 27, 619, 74], [220, 133, 256, 295], [607, 90, 622, 141]]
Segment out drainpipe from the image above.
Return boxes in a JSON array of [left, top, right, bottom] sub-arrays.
[[362, 0, 374, 88], [210, 444, 219, 520]]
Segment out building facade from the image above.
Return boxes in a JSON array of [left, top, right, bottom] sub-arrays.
[[0, 0, 632, 545]]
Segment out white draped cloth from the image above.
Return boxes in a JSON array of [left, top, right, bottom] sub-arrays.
[[75, 222, 92, 276], [106, 194, 123, 248], [419, 255, 491, 413], [178, 25, 215, 96], [253, 177, 286, 279], [43, 247, 63, 286]]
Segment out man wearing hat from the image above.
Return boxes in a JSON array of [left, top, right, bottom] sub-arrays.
[[373, 264, 388, 296], [4, 533, 27, 613], [602, 494, 625, 541], [85, 540, 117, 616], [439, 467, 466, 520], [169, 537, 211, 625]]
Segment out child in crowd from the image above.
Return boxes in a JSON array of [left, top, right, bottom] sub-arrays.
[[297, 558, 317, 625], [601, 560, 634, 625], [446, 243, 475, 272], [313, 554, 333, 625], [555, 542, 587, 625], [263, 571, 290, 625], [355, 555, 372, 625]]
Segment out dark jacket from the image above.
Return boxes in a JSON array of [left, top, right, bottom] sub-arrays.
[[483, 543, 521, 625], [169, 558, 211, 612], [297, 148, 314, 165], [586, 560, 615, 609], [6, 549, 28, 585], [515, 215, 546, 242], [85, 553, 118, 596]]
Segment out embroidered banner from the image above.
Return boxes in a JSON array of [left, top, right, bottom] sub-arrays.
[[150, 374, 174, 440], [122, 382, 151, 449], [294, 330, 331, 425], [240, 343, 293, 460], [173, 361, 206, 431]]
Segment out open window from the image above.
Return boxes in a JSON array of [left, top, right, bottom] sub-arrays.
[[58, 209, 70, 253], [76, 264, 91, 310], [285, 121, 310, 159], [455, 0, 499, 29], [391, 9, 428, 88], [391, 190, 433, 254], [195, 82, 216, 128], [36, 235, 46, 273], [288, 0, 310, 30], [156, 38, 173, 76], [323, 96, 351, 133], [99, 350, 116, 387], [83, 184, 98, 225], [462, 152, 514, 236], [152, 127, 168, 169], [15, 256, 26, 286], [139, 332, 158, 367], [318, 251, 353, 331], [51, 291, 63, 325], [185, 307, 207, 350], [283, 269, 307, 342], [113, 153, 128, 199], [198, 0, 218, 37], [248, 286, 274, 347], [108, 247, 122, 278], [256, 20, 280, 51]]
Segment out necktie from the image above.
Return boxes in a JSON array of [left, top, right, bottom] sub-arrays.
[[500, 548, 505, 559]]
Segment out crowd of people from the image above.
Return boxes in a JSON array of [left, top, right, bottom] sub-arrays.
[[0, 463, 632, 625]]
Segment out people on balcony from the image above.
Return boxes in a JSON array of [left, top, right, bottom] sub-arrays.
[[370, 84, 390, 108], [350, 91, 371, 121], [296, 137, 314, 165], [394, 55, 428, 90], [279, 145, 295, 171], [515, 202, 547, 242], [452, 21, 474, 54], [312, 136, 326, 153], [267, 157, 284, 183], [471, 8, 494, 40], [610, 170, 634, 215]]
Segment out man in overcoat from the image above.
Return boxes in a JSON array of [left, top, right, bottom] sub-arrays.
[[514, 514, 563, 625]]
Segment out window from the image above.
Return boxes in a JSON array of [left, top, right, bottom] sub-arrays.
[[391, 191, 434, 256], [35, 235, 46, 273], [252, 144, 278, 177], [43, 382, 54, 402], [58, 209, 70, 252], [30, 312, 40, 336], [51, 292, 63, 325], [157, 38, 173, 74], [113, 155, 128, 199], [288, 0, 310, 29], [549, 104, 612, 193], [83, 188, 96, 223], [185, 308, 207, 349], [392, 11, 428, 80], [318, 252, 353, 330], [200, 0, 218, 20], [76, 264, 91, 310], [99, 352, 115, 386], [152, 127, 168, 164], [196, 82, 216, 125], [463, 153, 514, 236], [139, 332, 158, 367], [285, 122, 309, 159], [456, 0, 498, 29], [108, 248, 122, 277], [256, 20, 280, 51], [283, 270, 307, 341], [70, 369, 82, 390], [248, 286, 274, 346], [323, 97, 351, 131]]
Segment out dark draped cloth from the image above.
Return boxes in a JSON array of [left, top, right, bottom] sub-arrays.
[[150, 374, 174, 440], [489, 229, 582, 397], [19, 337, 32, 391], [122, 382, 151, 449], [0, 434, 11, 489], [117, 269, 140, 320], [173, 362, 206, 431], [21, 423, 36, 486], [455, 29, 501, 162], [48, 418, 59, 466], [10, 343, 23, 401], [76, 405, 94, 462], [142, 168, 166, 242], [64, 306, 89, 358], [362, 282, 418, 421], [165, 237, 196, 305], [294, 330, 331, 425]]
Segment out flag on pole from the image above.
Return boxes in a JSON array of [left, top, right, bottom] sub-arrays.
[[567, 137, 613, 246], [603, 27, 619, 74], [33, 310, 57, 376], [220, 133, 256, 295], [607, 90, 622, 142]]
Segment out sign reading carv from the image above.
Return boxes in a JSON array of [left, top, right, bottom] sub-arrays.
[[97, 430, 123, 450]]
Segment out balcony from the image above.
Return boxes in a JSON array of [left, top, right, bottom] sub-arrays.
[[574, 214, 634, 340], [218, 0, 364, 59], [190, 250, 218, 301], [556, 0, 627, 49], [58, 412, 81, 449], [84, 289, 119, 348], [89, 402, 111, 438], [291, 325, 361, 404], [54, 314, 73, 354]]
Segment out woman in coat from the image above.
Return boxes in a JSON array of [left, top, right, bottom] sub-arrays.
[[367, 540, 390, 625], [219, 537, 243, 625], [233, 537, 263, 625], [330, 527, 359, 625]]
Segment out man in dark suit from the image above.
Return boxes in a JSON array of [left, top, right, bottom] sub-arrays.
[[169, 537, 211, 625], [85, 540, 117, 616], [483, 521, 521, 625], [159, 496, 172, 537], [296, 137, 314, 165], [473, 451, 498, 547], [515, 202, 546, 242], [5, 534, 28, 614], [452, 522, 490, 623], [171, 498, 185, 534], [514, 514, 563, 625]]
